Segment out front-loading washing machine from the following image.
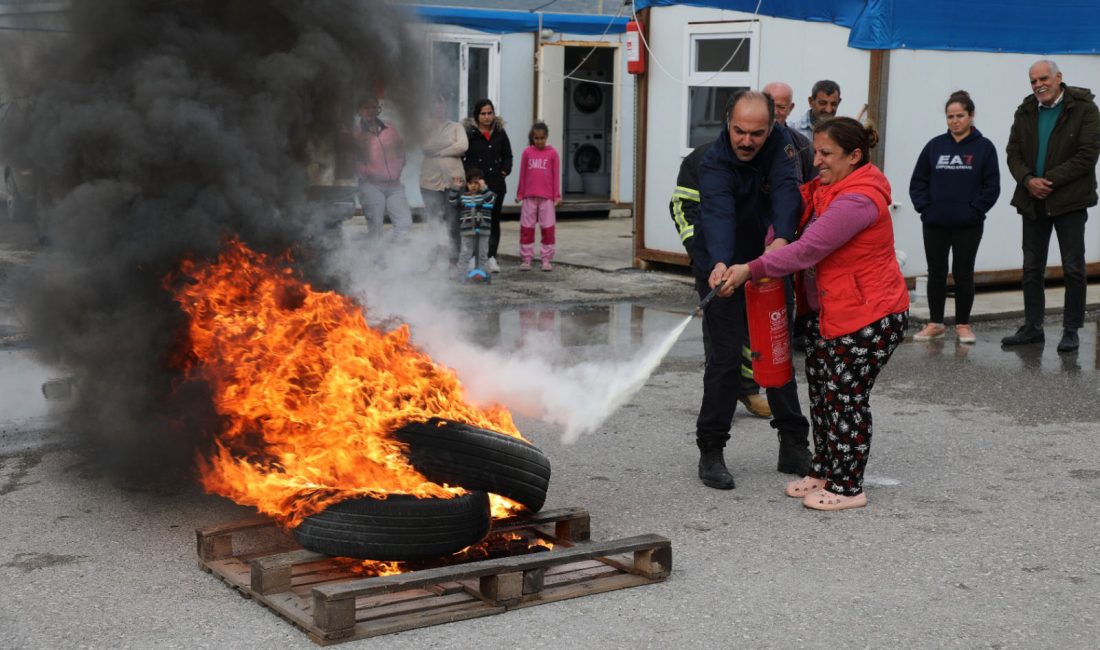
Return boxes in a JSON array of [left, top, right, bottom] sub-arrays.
[[566, 71, 609, 132], [565, 130, 608, 194]]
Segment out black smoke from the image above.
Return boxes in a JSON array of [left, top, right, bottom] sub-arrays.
[[0, 1, 426, 478]]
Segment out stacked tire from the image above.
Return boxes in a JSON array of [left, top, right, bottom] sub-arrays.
[[293, 418, 551, 560]]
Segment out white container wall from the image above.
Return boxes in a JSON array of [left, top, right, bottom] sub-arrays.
[[883, 49, 1100, 276], [640, 4, 1100, 276], [642, 5, 869, 257]]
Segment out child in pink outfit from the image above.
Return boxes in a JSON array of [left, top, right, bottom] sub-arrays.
[[515, 122, 561, 271]]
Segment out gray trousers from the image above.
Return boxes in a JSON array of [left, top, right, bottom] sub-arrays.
[[422, 188, 460, 258], [358, 181, 412, 240], [459, 230, 490, 274]]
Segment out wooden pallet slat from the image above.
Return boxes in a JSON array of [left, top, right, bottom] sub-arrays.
[[195, 507, 671, 645], [252, 549, 330, 594]]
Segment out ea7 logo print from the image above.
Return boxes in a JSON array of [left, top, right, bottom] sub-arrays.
[[935, 154, 974, 170]]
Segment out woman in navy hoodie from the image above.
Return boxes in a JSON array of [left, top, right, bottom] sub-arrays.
[[909, 90, 1000, 343]]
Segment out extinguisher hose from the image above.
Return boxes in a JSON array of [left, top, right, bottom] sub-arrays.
[[695, 279, 729, 316]]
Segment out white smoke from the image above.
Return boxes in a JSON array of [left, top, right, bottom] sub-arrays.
[[425, 315, 692, 443], [329, 225, 692, 443]]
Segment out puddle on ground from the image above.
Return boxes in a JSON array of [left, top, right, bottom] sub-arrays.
[[464, 303, 695, 354], [0, 346, 65, 429], [463, 304, 1100, 376], [903, 321, 1100, 375]]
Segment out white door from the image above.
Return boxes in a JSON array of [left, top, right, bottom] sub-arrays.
[[538, 43, 566, 168]]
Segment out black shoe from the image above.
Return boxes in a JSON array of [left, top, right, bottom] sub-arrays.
[[1057, 329, 1079, 352], [698, 449, 735, 489], [776, 433, 812, 476], [1001, 324, 1044, 346]]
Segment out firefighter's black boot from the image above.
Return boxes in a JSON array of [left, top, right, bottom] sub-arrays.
[[776, 431, 812, 476], [698, 448, 735, 489]]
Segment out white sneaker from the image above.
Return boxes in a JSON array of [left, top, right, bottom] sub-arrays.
[[488, 257, 501, 273]]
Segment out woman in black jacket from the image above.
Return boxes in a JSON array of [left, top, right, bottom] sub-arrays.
[[909, 90, 1001, 344], [463, 99, 513, 273]]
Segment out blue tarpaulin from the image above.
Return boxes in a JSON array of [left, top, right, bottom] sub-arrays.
[[412, 5, 629, 36], [635, 0, 1100, 55], [635, 0, 865, 27]]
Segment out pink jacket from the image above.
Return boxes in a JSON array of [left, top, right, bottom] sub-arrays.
[[516, 145, 560, 201], [355, 119, 406, 185]]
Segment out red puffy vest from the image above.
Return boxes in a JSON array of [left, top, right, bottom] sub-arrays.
[[797, 164, 910, 339]]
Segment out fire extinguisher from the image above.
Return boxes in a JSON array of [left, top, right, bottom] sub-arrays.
[[745, 278, 792, 388], [626, 20, 646, 75]]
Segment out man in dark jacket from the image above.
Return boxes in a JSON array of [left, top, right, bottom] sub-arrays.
[[691, 90, 811, 490], [670, 143, 771, 420], [1002, 60, 1100, 352]]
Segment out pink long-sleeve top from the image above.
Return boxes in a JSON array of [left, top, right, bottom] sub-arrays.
[[748, 194, 878, 312], [355, 119, 406, 186], [515, 145, 561, 201]]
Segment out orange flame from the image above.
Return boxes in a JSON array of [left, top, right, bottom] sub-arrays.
[[169, 238, 524, 526]]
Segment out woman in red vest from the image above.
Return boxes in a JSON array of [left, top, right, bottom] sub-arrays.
[[719, 117, 909, 511]]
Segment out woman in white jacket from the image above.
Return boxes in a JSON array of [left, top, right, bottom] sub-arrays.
[[419, 94, 468, 260]]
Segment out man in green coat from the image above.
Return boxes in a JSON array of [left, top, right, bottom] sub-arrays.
[[1003, 59, 1100, 353]]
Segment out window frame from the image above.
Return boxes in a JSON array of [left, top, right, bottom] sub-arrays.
[[680, 21, 760, 154], [426, 32, 502, 122]]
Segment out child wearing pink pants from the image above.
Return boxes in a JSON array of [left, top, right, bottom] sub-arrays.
[[515, 122, 561, 271]]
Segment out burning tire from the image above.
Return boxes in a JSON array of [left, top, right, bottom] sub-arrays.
[[395, 418, 551, 513], [292, 491, 491, 561]]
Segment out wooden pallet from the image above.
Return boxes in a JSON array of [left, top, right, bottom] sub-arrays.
[[197, 507, 671, 644]]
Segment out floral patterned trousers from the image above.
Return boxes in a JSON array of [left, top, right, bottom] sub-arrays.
[[804, 311, 908, 496]]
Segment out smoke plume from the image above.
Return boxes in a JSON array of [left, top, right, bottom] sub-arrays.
[[0, 1, 427, 476]]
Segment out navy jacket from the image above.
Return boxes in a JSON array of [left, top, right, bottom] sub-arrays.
[[693, 122, 802, 274], [909, 127, 1000, 228]]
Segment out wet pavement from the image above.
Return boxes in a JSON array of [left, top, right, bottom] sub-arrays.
[[2, 216, 1100, 648]]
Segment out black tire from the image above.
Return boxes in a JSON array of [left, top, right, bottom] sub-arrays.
[[394, 418, 551, 513], [293, 491, 490, 561]]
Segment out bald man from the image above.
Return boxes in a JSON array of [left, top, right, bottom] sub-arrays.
[[762, 81, 816, 183]]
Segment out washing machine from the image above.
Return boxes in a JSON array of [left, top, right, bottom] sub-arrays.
[[566, 70, 610, 132], [565, 130, 609, 194]]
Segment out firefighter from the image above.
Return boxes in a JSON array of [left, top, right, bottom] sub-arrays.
[[691, 90, 812, 490]]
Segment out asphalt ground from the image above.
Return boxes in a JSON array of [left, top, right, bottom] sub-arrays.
[[2, 217, 1099, 648]]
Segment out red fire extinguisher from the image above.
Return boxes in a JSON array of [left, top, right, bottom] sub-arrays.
[[745, 278, 792, 388], [626, 20, 646, 75]]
